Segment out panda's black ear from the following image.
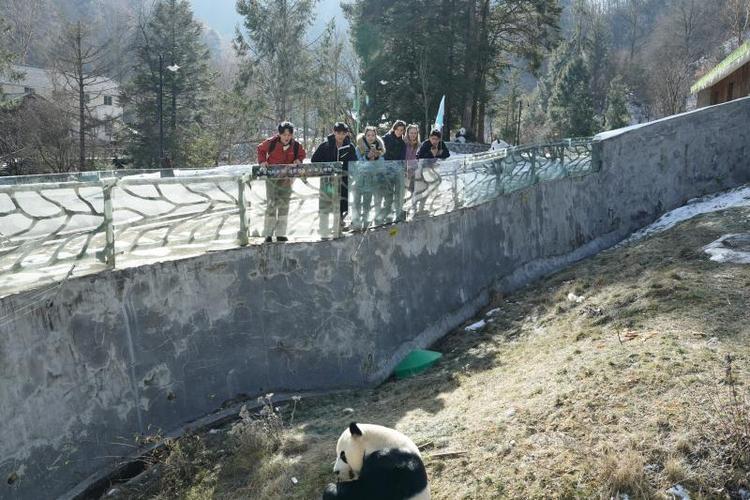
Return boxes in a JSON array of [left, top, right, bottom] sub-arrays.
[[349, 422, 363, 437]]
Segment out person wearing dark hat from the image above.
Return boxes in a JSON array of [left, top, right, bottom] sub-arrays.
[[311, 122, 356, 237]]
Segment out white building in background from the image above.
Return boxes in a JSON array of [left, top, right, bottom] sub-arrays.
[[0, 64, 124, 143]]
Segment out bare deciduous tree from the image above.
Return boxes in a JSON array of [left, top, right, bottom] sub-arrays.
[[0, 94, 77, 174], [724, 0, 750, 48], [649, 55, 691, 116], [0, 0, 50, 65], [52, 20, 114, 170], [622, 0, 646, 60]]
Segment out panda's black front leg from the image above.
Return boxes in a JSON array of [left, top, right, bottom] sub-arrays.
[[322, 479, 368, 500]]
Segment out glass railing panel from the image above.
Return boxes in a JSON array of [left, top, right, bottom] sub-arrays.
[[348, 161, 407, 230], [246, 162, 343, 241], [0, 141, 594, 296], [0, 180, 107, 293], [112, 174, 243, 263]]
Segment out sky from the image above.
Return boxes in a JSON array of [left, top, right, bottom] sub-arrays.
[[189, 0, 347, 38]]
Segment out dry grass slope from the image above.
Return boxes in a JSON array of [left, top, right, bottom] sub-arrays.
[[129, 206, 750, 500]]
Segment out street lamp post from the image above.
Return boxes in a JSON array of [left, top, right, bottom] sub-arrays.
[[159, 54, 164, 164], [351, 82, 362, 137], [158, 55, 180, 167], [515, 100, 522, 146]]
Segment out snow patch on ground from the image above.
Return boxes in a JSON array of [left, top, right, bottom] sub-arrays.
[[566, 292, 585, 303], [465, 319, 486, 332], [703, 233, 750, 264], [621, 185, 750, 245], [667, 484, 690, 500]]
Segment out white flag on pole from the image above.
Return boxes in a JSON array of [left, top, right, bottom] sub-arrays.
[[434, 95, 445, 132]]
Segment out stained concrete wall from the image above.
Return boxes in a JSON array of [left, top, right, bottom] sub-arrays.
[[1, 98, 749, 499]]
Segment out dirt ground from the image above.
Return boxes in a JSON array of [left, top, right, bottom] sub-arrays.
[[112, 206, 750, 500]]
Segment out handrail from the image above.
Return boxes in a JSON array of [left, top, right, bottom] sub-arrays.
[[0, 140, 595, 296]]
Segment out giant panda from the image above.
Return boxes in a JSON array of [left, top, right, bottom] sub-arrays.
[[321, 422, 430, 500]]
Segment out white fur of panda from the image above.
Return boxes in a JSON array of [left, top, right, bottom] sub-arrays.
[[322, 422, 430, 500]]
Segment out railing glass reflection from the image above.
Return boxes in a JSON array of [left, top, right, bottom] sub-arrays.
[[0, 140, 594, 295]]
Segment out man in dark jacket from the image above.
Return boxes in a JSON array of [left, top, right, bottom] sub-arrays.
[[417, 129, 451, 160], [311, 122, 356, 237]]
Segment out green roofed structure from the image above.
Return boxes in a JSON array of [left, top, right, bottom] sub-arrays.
[[691, 41, 750, 108]]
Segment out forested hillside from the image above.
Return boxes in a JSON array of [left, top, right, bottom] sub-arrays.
[[520, 0, 742, 142], [345, 0, 747, 142], [0, 0, 354, 172], [0, 0, 748, 173]]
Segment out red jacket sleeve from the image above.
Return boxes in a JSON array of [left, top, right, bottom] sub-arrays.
[[257, 139, 270, 163]]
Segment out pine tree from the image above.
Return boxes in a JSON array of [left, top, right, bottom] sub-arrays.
[[578, 1, 612, 115], [604, 76, 630, 130], [124, 0, 214, 168], [306, 22, 352, 142], [538, 36, 574, 115], [235, 0, 317, 124], [495, 69, 523, 144], [344, 0, 559, 139], [547, 52, 596, 138]]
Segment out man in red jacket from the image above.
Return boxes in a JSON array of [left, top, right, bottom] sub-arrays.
[[257, 121, 306, 242]]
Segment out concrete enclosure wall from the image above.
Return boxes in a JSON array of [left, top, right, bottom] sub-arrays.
[[1, 98, 749, 499]]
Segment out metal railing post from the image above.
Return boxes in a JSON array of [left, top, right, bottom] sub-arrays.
[[560, 145, 566, 171], [332, 170, 342, 239], [102, 180, 116, 267], [396, 162, 407, 222], [237, 173, 250, 246], [452, 162, 460, 209], [529, 148, 537, 185], [591, 141, 601, 172]]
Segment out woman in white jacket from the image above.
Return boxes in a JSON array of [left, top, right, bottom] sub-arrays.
[[351, 126, 386, 230]]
